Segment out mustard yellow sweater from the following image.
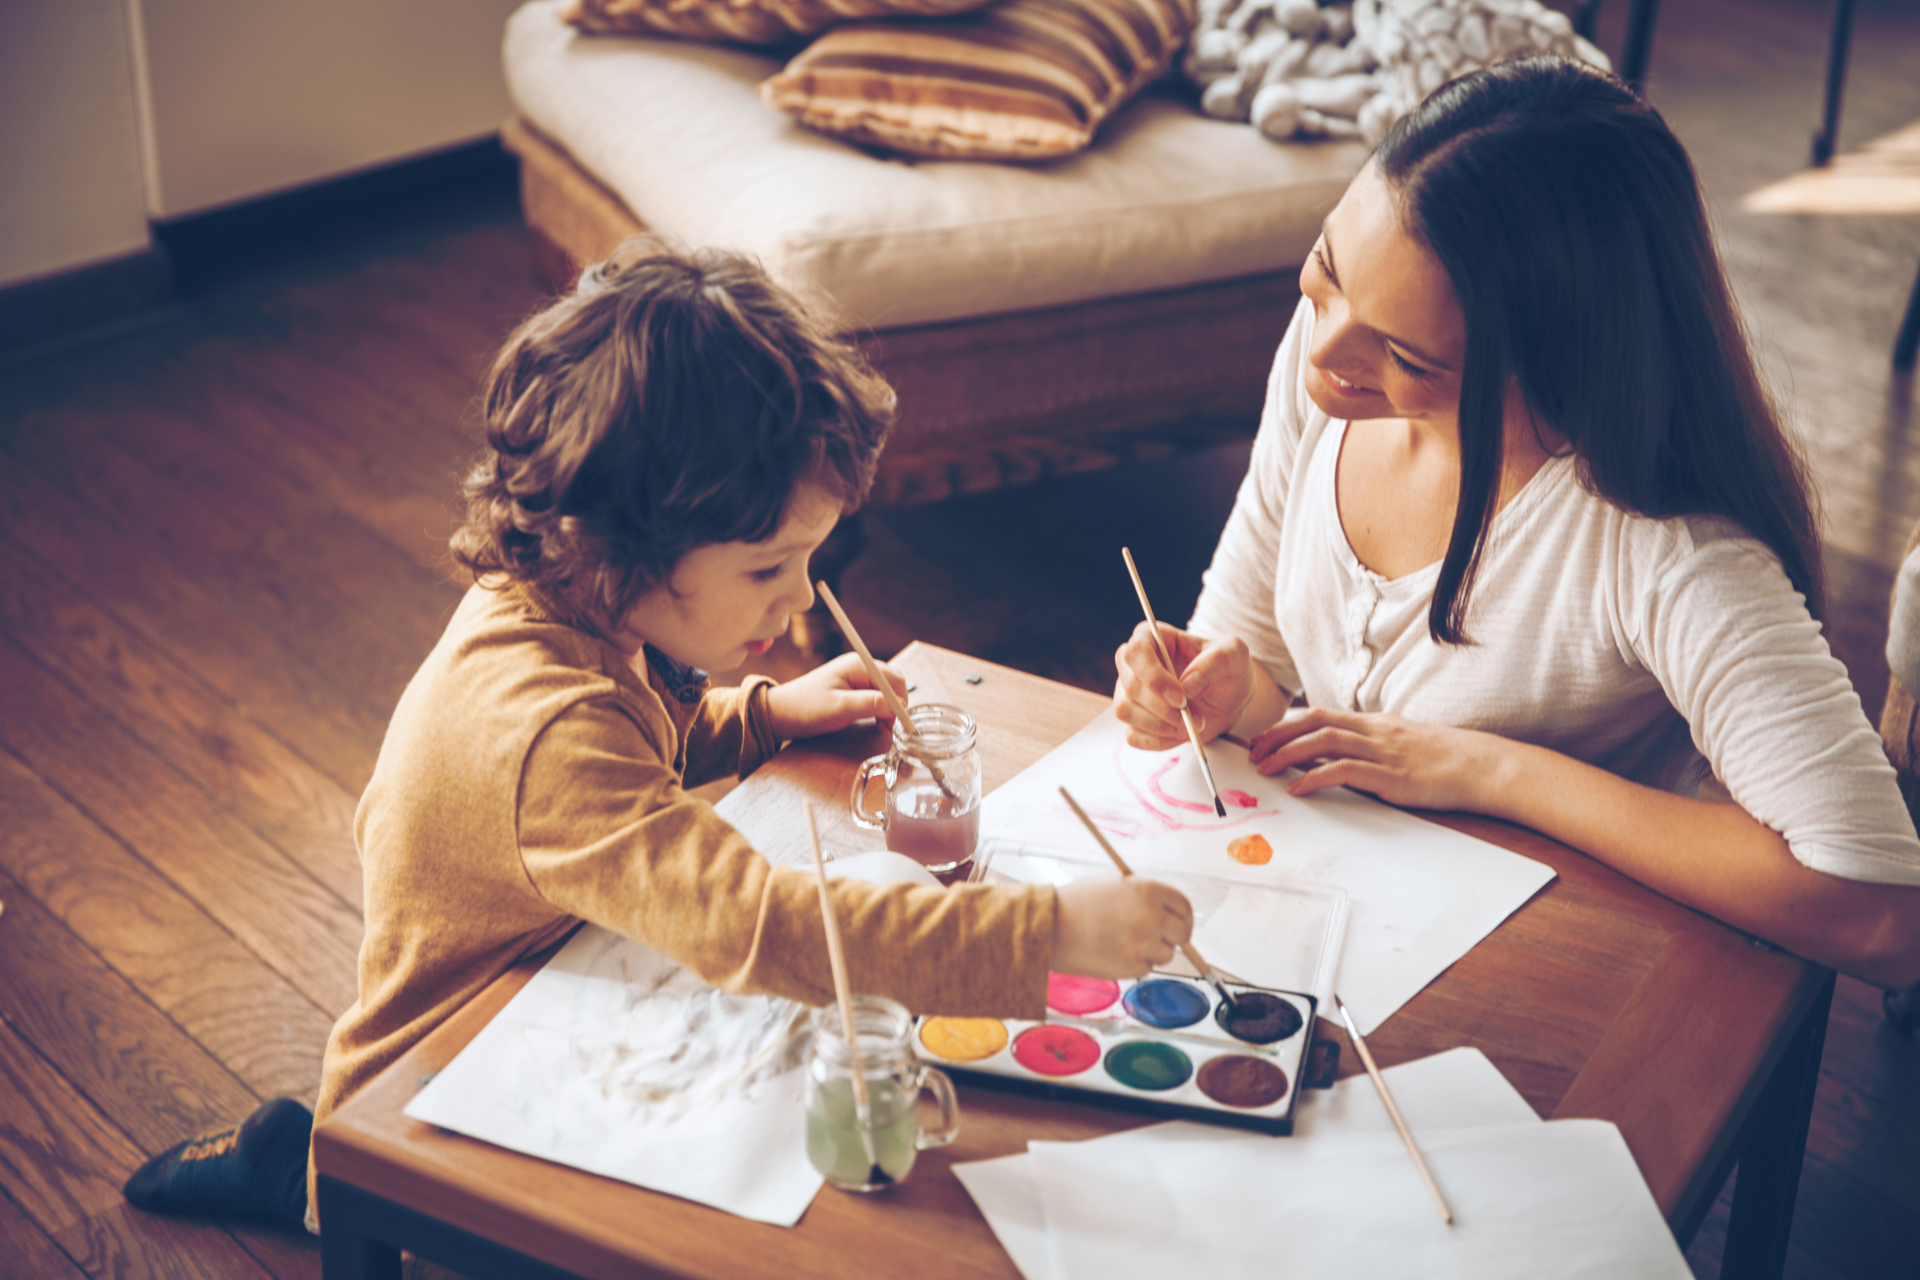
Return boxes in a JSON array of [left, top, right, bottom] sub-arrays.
[[311, 584, 1055, 1193]]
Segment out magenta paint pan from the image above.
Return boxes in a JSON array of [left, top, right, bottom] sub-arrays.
[[917, 974, 1317, 1135]]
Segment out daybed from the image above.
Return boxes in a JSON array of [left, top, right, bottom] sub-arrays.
[[499, 0, 1369, 506]]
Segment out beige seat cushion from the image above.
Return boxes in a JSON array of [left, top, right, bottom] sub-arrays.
[[504, 0, 1368, 328]]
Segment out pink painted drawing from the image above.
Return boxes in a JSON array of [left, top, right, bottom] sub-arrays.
[[1051, 741, 1282, 839]]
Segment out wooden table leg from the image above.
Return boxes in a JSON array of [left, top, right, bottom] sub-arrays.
[[317, 1174, 592, 1280], [1719, 971, 1836, 1280], [317, 1177, 404, 1280]]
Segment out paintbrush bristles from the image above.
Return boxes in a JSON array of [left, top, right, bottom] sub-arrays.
[[1337, 996, 1453, 1225], [1120, 548, 1228, 819]]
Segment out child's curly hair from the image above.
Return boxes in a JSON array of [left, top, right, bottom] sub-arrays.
[[451, 237, 894, 637]]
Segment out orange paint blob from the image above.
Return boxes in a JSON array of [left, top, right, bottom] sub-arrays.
[[1227, 834, 1273, 865]]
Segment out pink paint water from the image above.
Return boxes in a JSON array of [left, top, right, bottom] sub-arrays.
[[1222, 789, 1258, 809], [885, 780, 980, 872]]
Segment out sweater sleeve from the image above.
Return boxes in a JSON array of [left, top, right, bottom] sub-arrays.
[[1187, 295, 1316, 696], [680, 676, 782, 789], [1630, 524, 1920, 884], [515, 696, 1057, 1015]]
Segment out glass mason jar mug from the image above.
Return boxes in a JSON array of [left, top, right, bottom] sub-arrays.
[[805, 996, 960, 1191], [850, 704, 983, 876]]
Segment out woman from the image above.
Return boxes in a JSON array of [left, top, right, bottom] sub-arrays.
[[1113, 57, 1920, 989]]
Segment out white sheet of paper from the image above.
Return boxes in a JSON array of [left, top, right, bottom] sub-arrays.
[[404, 926, 821, 1226], [979, 716, 1558, 1032], [1031, 1118, 1689, 1280], [953, 1048, 1540, 1280]]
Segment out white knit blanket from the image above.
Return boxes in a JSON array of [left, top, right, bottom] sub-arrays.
[[1184, 0, 1609, 144]]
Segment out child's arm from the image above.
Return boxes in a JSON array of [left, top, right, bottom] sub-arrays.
[[680, 653, 902, 789], [520, 696, 1189, 1017]]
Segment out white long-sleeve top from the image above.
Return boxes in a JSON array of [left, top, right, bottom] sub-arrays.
[[1189, 297, 1920, 885]]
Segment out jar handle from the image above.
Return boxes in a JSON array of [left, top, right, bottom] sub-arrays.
[[849, 753, 894, 831], [914, 1066, 961, 1149]]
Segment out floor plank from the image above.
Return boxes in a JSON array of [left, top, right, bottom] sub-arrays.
[[223, 1222, 323, 1280], [0, 864, 259, 1154], [0, 1183, 89, 1279], [0, 1021, 272, 1279], [0, 464, 388, 795], [0, 635, 363, 1018], [196, 339, 479, 575], [0, 750, 332, 1105], [0, 554, 364, 912], [0, 392, 460, 711]]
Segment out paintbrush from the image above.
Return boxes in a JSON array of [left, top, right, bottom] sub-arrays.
[[1120, 547, 1227, 818], [815, 581, 962, 806], [1058, 786, 1237, 1014], [805, 800, 892, 1187], [1336, 995, 1454, 1225]]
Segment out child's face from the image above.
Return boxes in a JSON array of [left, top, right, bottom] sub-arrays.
[[616, 484, 843, 673]]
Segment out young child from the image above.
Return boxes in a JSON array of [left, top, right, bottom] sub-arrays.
[[124, 238, 1192, 1231]]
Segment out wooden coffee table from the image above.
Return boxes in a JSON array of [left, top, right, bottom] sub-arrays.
[[313, 643, 1832, 1280]]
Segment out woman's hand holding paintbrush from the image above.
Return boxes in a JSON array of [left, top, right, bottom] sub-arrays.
[[1113, 623, 1257, 748], [1120, 549, 1229, 817]]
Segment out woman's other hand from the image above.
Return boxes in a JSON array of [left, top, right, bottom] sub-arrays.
[[1112, 623, 1254, 749], [1051, 877, 1194, 978], [1249, 707, 1511, 811]]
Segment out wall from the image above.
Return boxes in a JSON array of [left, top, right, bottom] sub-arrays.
[[0, 0, 526, 294], [0, 0, 152, 289], [133, 0, 526, 218]]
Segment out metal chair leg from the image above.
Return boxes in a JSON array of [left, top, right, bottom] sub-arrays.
[[1618, 0, 1662, 87], [1810, 0, 1857, 166], [1572, 0, 1603, 41], [1897, 259, 1920, 374]]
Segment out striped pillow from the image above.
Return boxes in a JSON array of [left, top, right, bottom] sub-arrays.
[[759, 0, 1196, 160], [564, 0, 994, 45]]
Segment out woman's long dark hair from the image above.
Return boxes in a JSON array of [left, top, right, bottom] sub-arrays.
[[1375, 57, 1822, 643]]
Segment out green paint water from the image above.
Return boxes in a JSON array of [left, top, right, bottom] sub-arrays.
[[806, 1077, 919, 1187]]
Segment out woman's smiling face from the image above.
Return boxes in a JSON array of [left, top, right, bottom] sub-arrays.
[[1299, 161, 1468, 426]]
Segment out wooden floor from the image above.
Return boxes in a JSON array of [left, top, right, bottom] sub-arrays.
[[0, 0, 1915, 1276]]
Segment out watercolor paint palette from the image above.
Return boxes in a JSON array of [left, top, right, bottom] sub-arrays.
[[923, 840, 1348, 1134], [916, 972, 1318, 1134]]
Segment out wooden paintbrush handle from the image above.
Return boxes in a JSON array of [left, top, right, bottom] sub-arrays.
[[815, 582, 962, 806], [806, 802, 872, 1114]]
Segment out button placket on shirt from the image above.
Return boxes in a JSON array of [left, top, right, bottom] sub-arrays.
[[1338, 571, 1383, 710]]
